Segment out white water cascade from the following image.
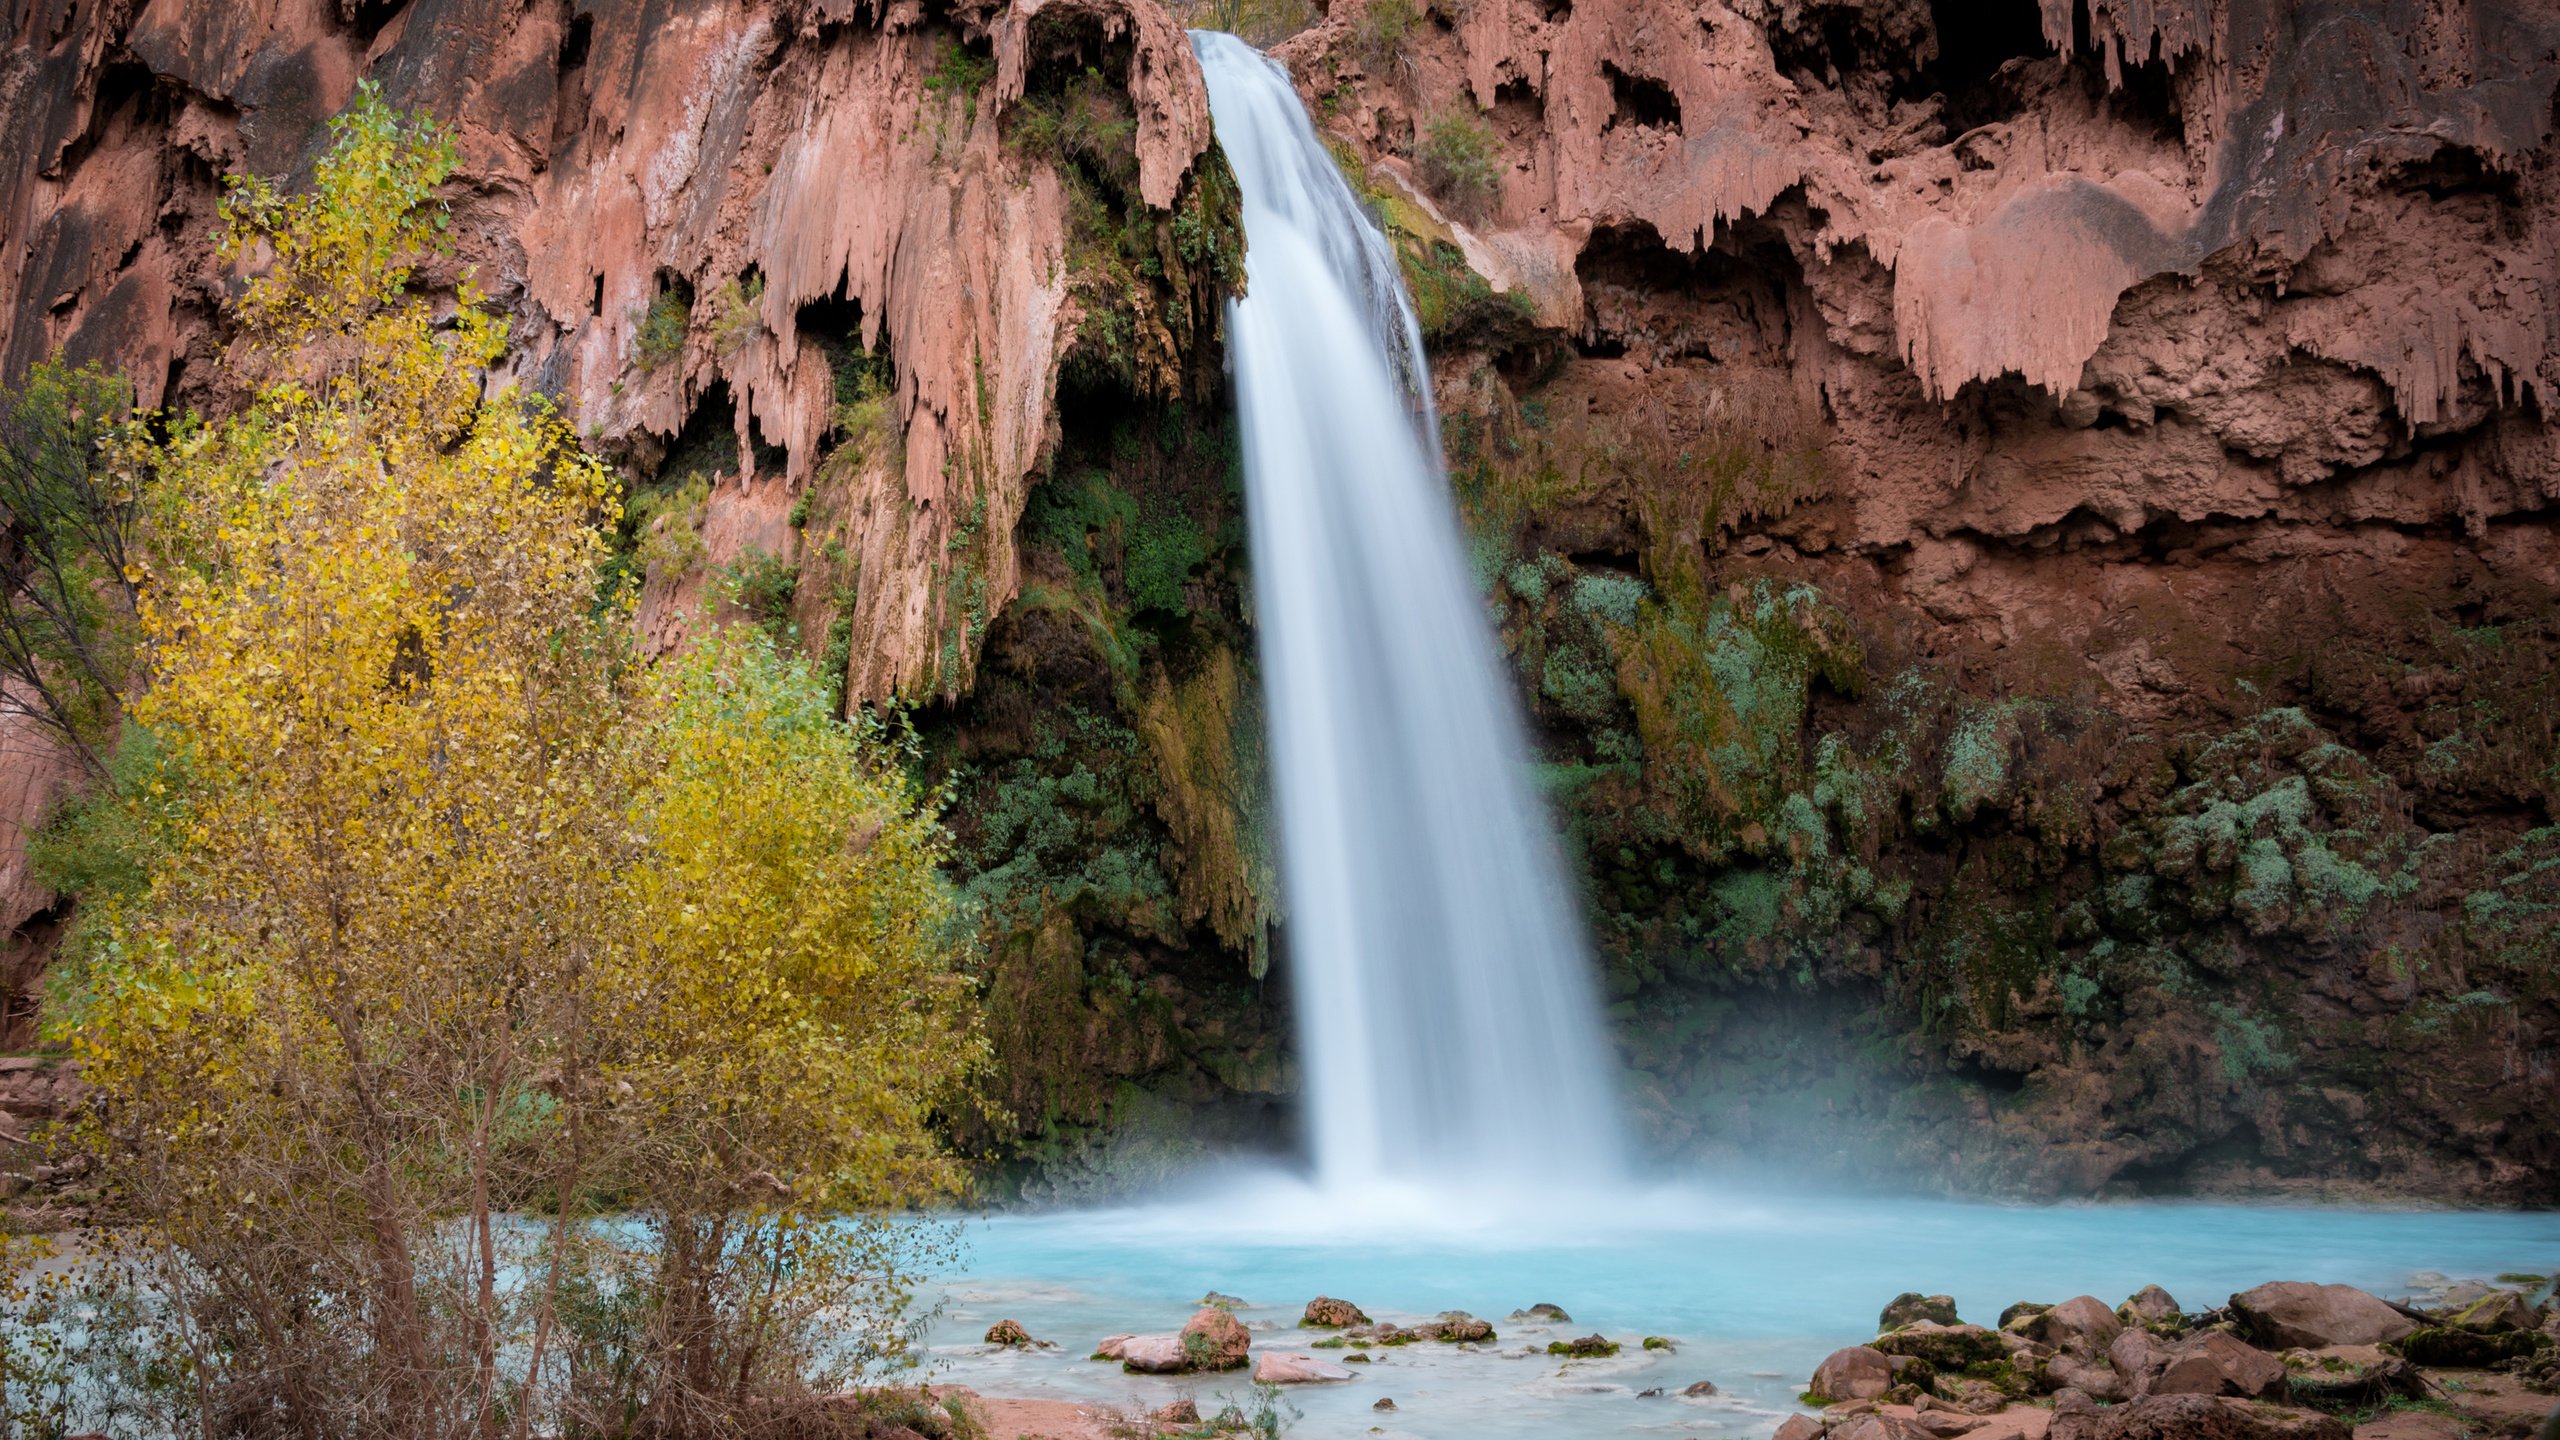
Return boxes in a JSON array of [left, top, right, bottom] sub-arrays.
[[1193, 32, 1625, 1195]]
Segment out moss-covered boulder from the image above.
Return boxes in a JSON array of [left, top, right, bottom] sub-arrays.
[[1883, 1293, 1963, 1330], [1550, 1334, 1622, 1359], [2390, 1325, 2550, 1367], [1874, 1321, 2011, 1371], [1301, 1295, 1371, 1328]]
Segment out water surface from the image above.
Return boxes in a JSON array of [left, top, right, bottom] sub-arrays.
[[925, 1178, 2560, 1438]]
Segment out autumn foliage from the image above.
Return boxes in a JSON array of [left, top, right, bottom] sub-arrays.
[[35, 85, 984, 1438]]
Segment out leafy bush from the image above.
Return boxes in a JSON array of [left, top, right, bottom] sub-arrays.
[[705, 271, 765, 356], [924, 34, 994, 103], [0, 357, 143, 771], [1416, 108, 1500, 220], [721, 547, 801, 642], [1355, 0, 1421, 66], [634, 287, 689, 369]]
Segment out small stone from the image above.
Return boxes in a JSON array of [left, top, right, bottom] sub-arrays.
[[1345, 1351, 1371, 1363], [1200, 1290, 1248, 1309], [1548, 1334, 1621, 1358], [1638, 1387, 1664, 1397], [1510, 1302, 1573, 1323], [1683, 1380, 1719, 1397], [1373, 1397, 1397, 1410], [1302, 1295, 1372, 1328], [984, 1318, 1036, 1347], [1153, 1399, 1200, 1424], [1643, 1335, 1677, 1351]]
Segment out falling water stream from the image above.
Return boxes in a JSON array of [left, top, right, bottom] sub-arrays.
[[1191, 30, 1623, 1196]]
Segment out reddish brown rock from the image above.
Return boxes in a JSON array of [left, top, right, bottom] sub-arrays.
[[1180, 1305, 1251, 1371], [1813, 1346, 1902, 1404], [2049, 1393, 2348, 1440], [2032, 1299, 2125, 1360], [2229, 1284, 2416, 1350], [1301, 1295, 1371, 1328], [1113, 1334, 1190, 1374], [2146, 1333, 2287, 1402]]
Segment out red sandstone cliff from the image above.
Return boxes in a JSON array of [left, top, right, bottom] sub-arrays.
[[3, 0, 2556, 1198]]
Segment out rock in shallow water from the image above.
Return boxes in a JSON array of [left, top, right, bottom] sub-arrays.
[[1115, 1335, 1190, 1373], [1300, 1295, 1370, 1328], [983, 1317, 1038, 1347], [1254, 1351, 1356, 1383], [1511, 1302, 1573, 1323], [1181, 1306, 1251, 1370]]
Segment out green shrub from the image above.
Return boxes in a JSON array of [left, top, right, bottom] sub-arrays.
[[721, 549, 801, 642], [924, 35, 994, 103], [1355, 0, 1421, 66], [634, 289, 689, 370], [1416, 108, 1499, 220], [705, 273, 764, 356]]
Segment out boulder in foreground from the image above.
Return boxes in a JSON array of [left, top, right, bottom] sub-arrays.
[[2228, 1283, 2413, 1349]]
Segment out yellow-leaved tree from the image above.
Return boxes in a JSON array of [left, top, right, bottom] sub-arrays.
[[55, 83, 983, 1440]]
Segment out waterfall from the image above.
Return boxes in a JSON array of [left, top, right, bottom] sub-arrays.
[[1193, 31, 1624, 1193]]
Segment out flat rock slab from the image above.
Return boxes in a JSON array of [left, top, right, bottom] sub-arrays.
[[1255, 1351, 1358, 1383]]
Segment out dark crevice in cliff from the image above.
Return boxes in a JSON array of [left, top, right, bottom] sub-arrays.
[[549, 5, 593, 168], [1602, 61, 1680, 135], [1924, 0, 2046, 131]]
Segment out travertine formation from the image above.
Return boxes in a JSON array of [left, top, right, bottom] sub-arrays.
[[2, 0, 2556, 1198], [3, 0, 1219, 703]]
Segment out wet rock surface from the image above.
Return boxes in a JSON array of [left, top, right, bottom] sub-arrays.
[[1779, 1278, 2560, 1440]]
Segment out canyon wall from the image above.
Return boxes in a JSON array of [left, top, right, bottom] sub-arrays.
[[2, 0, 2555, 1200], [1283, 0, 2560, 1199]]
